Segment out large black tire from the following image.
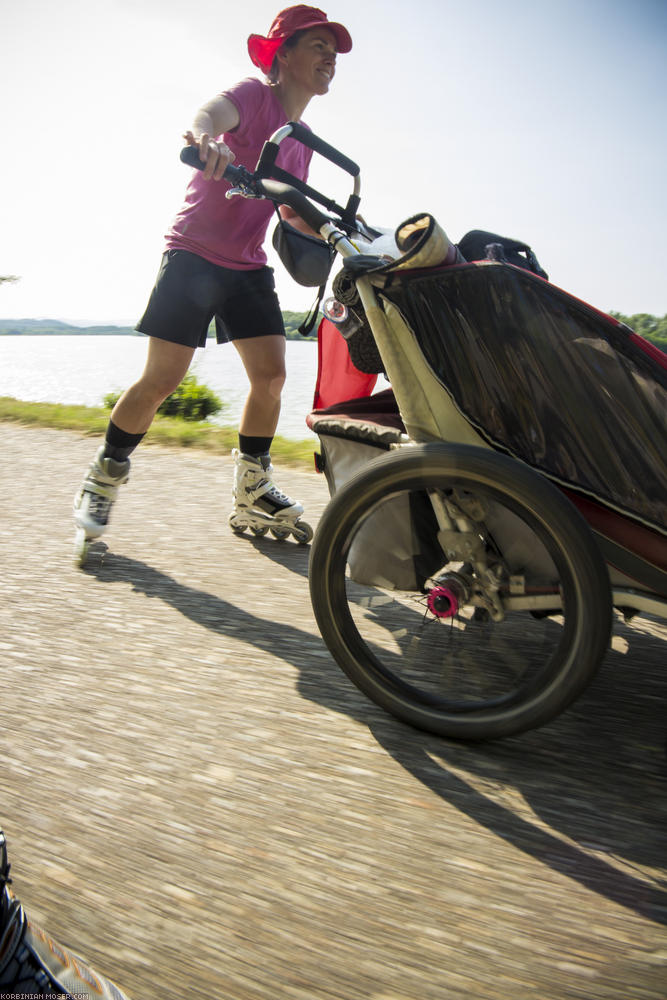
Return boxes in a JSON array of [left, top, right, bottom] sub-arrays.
[[309, 444, 612, 741]]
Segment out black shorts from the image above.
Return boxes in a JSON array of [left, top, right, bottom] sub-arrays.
[[136, 249, 286, 348]]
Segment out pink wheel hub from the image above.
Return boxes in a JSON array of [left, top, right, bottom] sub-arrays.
[[426, 585, 460, 619]]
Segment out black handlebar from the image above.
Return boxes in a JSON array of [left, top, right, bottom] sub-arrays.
[[263, 179, 333, 234], [279, 122, 359, 177], [179, 144, 333, 235], [179, 144, 249, 186]]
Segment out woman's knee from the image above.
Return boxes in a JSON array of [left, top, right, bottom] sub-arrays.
[[235, 336, 286, 400], [134, 369, 182, 404], [244, 352, 285, 388], [139, 340, 194, 402], [269, 361, 287, 392], [255, 365, 286, 401]]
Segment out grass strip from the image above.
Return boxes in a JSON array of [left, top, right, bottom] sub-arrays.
[[0, 397, 316, 468]]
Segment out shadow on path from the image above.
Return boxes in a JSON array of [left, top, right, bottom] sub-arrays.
[[228, 532, 312, 578], [369, 622, 667, 925], [88, 550, 370, 714], [90, 550, 667, 925]]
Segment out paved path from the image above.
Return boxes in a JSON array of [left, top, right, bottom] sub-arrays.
[[1, 423, 665, 1000]]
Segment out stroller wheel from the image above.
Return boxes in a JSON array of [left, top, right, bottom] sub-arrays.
[[309, 443, 612, 742]]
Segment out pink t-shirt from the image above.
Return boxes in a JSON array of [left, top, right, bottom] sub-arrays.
[[165, 78, 313, 270]]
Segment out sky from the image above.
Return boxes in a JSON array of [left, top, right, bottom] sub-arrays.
[[1, 0, 666, 324]]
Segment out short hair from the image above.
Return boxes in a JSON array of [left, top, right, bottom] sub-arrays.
[[266, 29, 307, 83]]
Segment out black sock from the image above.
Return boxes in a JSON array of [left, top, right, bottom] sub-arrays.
[[239, 434, 273, 458], [104, 420, 146, 462]]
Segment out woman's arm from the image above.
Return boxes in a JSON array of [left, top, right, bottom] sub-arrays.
[[182, 95, 240, 181], [279, 204, 322, 238]]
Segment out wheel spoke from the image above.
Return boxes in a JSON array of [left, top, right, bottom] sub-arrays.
[[310, 444, 612, 740]]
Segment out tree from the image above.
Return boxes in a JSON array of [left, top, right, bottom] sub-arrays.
[[608, 312, 667, 353]]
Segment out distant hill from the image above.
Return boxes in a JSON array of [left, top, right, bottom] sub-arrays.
[[0, 319, 137, 336], [8, 313, 661, 350], [0, 312, 314, 340]]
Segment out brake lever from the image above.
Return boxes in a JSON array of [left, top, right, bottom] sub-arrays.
[[225, 168, 270, 201], [225, 183, 264, 201], [180, 146, 264, 200]]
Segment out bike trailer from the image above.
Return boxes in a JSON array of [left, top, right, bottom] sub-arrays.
[[307, 224, 667, 593]]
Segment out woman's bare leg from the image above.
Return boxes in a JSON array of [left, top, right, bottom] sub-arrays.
[[111, 337, 197, 434], [233, 335, 287, 437]]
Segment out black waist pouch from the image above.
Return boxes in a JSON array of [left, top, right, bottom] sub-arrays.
[[272, 220, 335, 287]]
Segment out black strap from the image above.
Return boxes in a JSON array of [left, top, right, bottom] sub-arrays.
[[298, 284, 327, 336], [273, 204, 333, 336]]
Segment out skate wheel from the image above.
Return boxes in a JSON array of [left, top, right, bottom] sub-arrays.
[[292, 521, 314, 545], [270, 525, 291, 541], [74, 528, 91, 568], [228, 514, 247, 535], [250, 526, 269, 537]]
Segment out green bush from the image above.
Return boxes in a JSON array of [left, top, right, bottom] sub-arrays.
[[608, 311, 667, 353], [103, 390, 121, 409], [104, 373, 224, 422]]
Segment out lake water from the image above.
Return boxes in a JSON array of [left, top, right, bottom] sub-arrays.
[[0, 335, 320, 442]]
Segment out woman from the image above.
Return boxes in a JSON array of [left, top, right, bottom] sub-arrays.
[[74, 5, 352, 560]]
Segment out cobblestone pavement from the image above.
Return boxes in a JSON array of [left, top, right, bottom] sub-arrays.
[[0, 423, 665, 1000]]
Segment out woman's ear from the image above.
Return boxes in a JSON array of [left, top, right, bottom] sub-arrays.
[[276, 45, 290, 70]]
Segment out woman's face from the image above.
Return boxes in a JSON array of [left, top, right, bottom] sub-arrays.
[[279, 27, 338, 95]]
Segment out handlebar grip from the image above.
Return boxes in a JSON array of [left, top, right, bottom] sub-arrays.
[[259, 179, 332, 234], [179, 145, 243, 184], [286, 122, 360, 177]]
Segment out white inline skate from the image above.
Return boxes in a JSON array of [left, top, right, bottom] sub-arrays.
[[229, 449, 313, 544], [73, 445, 130, 566]]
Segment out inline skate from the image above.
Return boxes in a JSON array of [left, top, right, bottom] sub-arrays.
[[73, 445, 130, 566], [229, 449, 313, 544], [0, 828, 132, 999]]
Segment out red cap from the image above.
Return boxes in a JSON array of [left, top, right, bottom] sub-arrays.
[[248, 6, 352, 74]]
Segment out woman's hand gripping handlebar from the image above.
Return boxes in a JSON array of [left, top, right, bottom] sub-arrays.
[[180, 143, 255, 193], [180, 144, 334, 238]]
